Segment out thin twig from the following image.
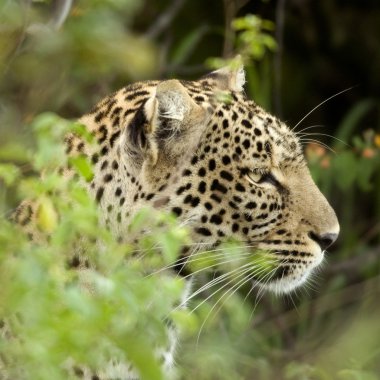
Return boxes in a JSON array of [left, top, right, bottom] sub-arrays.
[[0, 0, 31, 76], [51, 0, 73, 30], [274, 0, 286, 117], [145, 0, 187, 39]]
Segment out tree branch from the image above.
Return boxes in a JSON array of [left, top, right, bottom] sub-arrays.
[[222, 0, 249, 58]]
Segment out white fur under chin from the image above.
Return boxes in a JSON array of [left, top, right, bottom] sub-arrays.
[[262, 252, 325, 295], [263, 270, 312, 295]]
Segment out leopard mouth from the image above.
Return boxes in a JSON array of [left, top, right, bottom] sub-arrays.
[[251, 250, 325, 294], [175, 242, 323, 294]]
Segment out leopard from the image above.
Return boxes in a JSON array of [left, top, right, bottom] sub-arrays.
[[10, 63, 339, 379]]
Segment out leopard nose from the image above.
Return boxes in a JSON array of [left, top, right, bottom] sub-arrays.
[[308, 232, 338, 250]]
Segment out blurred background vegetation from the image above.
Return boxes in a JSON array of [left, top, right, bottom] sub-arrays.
[[0, 0, 380, 379]]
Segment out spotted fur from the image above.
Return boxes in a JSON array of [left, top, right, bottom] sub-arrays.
[[12, 65, 339, 379]]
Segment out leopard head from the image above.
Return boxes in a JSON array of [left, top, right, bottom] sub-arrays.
[[89, 64, 339, 293]]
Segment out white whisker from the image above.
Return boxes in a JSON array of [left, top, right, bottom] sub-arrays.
[[295, 124, 324, 135], [298, 132, 349, 147], [195, 263, 277, 346], [299, 138, 337, 154], [292, 86, 356, 130]]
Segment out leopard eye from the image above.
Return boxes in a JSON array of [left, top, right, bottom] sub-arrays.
[[245, 170, 279, 187]]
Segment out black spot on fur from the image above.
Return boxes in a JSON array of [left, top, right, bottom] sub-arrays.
[[91, 153, 99, 164], [198, 167, 206, 177], [210, 214, 223, 225], [172, 207, 182, 216], [195, 227, 212, 236], [110, 131, 121, 147], [220, 170, 233, 181], [176, 186, 187, 195], [98, 125, 108, 144], [242, 119, 252, 129], [222, 155, 231, 165], [204, 202, 213, 210], [229, 201, 238, 210], [211, 179, 227, 194], [210, 193, 222, 203], [198, 181, 206, 194], [246, 202, 257, 209], [208, 159, 216, 171], [100, 146, 109, 156], [126, 90, 150, 101], [96, 187, 104, 203], [103, 173, 113, 182], [95, 112, 104, 123], [235, 183, 245, 192]]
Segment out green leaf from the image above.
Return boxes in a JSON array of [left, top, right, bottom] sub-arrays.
[[0, 163, 21, 186], [170, 309, 199, 336], [215, 90, 234, 104], [70, 122, 95, 144], [69, 155, 94, 182], [0, 143, 30, 162], [36, 197, 58, 233]]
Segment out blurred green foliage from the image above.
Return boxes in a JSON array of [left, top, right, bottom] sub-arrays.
[[1, 1, 380, 380], [0, 114, 191, 379]]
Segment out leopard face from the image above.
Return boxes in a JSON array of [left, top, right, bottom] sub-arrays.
[[61, 65, 340, 293]]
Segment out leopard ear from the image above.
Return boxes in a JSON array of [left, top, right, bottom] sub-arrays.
[[151, 80, 209, 163], [124, 80, 209, 167], [206, 60, 245, 92], [153, 79, 195, 137]]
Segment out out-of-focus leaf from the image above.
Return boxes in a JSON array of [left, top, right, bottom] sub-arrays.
[[335, 99, 376, 148], [170, 309, 199, 336], [333, 151, 357, 190], [0, 163, 21, 186], [171, 26, 208, 66], [356, 155, 378, 191], [338, 369, 378, 380], [0, 143, 31, 162], [69, 155, 94, 182], [36, 196, 58, 233]]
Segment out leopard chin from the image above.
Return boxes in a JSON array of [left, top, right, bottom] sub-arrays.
[[253, 249, 325, 294]]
